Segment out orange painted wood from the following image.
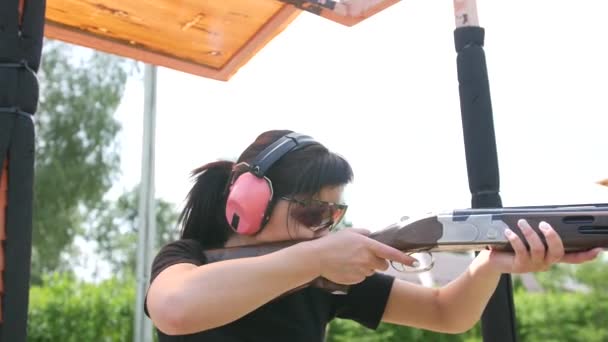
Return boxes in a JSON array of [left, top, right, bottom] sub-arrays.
[[19, 0, 25, 24], [45, 0, 300, 81]]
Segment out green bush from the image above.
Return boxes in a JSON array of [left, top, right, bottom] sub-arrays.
[[326, 318, 481, 342], [27, 275, 608, 341], [28, 273, 136, 342], [326, 289, 608, 342], [514, 289, 608, 342]]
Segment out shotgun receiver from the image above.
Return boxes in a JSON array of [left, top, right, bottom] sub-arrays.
[[203, 203, 608, 294]]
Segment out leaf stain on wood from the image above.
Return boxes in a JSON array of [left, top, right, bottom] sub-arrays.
[[191, 26, 219, 37], [181, 12, 205, 31], [93, 3, 129, 18], [228, 11, 250, 19], [89, 1, 145, 25]]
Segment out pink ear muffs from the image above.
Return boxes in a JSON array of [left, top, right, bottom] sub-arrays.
[[225, 168, 273, 235], [224, 132, 317, 235]]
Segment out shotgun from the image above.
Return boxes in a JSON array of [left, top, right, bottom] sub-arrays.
[[203, 203, 608, 294]]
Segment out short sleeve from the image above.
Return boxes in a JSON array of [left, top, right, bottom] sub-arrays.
[[144, 239, 206, 317], [332, 272, 395, 330]]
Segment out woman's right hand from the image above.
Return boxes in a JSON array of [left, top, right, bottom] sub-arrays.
[[305, 228, 419, 285]]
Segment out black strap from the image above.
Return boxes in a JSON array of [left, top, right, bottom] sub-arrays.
[[0, 0, 19, 37], [0, 59, 39, 116], [0, 60, 36, 74], [0, 60, 36, 121], [251, 132, 316, 177], [0, 107, 35, 121]]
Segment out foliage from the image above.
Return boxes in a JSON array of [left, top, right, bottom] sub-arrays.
[[513, 287, 608, 342], [327, 285, 608, 342], [28, 273, 135, 342], [535, 256, 607, 293], [571, 257, 608, 293], [27, 273, 608, 342], [31, 39, 129, 283], [86, 185, 180, 279], [327, 318, 481, 342]]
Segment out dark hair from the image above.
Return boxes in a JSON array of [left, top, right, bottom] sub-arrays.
[[178, 129, 353, 248]]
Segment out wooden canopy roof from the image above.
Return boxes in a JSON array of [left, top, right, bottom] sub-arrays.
[[43, 0, 399, 81], [44, 0, 299, 81]]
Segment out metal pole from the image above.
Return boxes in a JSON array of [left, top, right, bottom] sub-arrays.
[[134, 64, 158, 342], [452, 1, 518, 341]]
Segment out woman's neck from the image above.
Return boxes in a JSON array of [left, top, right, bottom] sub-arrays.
[[224, 234, 260, 247]]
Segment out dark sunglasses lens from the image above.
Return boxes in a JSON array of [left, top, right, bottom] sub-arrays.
[[290, 201, 346, 230], [290, 204, 327, 228]]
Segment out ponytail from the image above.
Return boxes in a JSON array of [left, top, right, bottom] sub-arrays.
[[179, 160, 234, 248]]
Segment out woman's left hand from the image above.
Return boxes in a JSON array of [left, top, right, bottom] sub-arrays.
[[484, 219, 603, 274]]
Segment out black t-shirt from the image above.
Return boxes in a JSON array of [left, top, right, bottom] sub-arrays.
[[144, 239, 395, 342]]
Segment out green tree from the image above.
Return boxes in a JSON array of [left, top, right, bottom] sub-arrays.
[[31, 39, 129, 283], [28, 273, 135, 342], [86, 185, 180, 279], [534, 256, 607, 294], [572, 257, 608, 294]]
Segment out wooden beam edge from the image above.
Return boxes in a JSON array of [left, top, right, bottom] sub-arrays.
[[43, 5, 300, 82], [44, 22, 228, 81], [217, 5, 301, 80]]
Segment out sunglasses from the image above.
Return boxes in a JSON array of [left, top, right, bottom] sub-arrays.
[[281, 196, 348, 232]]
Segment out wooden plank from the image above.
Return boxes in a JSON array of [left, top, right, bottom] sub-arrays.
[[218, 5, 299, 80], [45, 0, 299, 80], [278, 0, 400, 27]]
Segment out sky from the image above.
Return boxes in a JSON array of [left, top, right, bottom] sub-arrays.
[[68, 0, 608, 283], [108, 0, 607, 232]]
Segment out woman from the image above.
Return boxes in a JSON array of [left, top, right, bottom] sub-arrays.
[[145, 129, 601, 341]]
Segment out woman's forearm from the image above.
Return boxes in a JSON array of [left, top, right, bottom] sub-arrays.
[[148, 241, 320, 335], [436, 251, 502, 333]]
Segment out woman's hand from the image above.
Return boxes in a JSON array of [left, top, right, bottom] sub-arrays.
[[305, 228, 418, 285], [483, 219, 603, 274]]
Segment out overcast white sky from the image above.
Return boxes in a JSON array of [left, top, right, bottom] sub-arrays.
[[110, 0, 607, 231]]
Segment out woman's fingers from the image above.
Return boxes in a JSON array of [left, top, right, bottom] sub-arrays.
[[539, 221, 565, 264], [495, 219, 602, 274], [504, 227, 528, 271], [517, 219, 545, 266], [368, 238, 419, 267]]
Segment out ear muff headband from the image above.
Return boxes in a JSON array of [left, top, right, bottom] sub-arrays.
[[225, 132, 317, 235]]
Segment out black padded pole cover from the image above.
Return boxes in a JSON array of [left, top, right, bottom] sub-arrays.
[[453, 26, 518, 342], [0, 0, 45, 341]]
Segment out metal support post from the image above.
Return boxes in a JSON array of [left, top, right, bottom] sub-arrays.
[[134, 64, 158, 342]]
